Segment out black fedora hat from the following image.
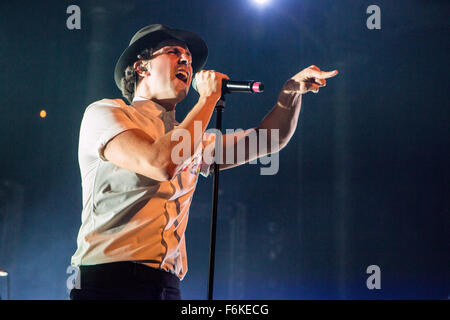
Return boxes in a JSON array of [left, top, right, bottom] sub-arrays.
[[114, 24, 208, 90]]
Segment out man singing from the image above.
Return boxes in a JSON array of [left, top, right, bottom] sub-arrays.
[[70, 24, 338, 300]]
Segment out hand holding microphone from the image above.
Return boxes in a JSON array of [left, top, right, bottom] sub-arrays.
[[191, 70, 230, 101]]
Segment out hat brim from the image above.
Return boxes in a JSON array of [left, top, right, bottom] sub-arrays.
[[114, 28, 208, 90]]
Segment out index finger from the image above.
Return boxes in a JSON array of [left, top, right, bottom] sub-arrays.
[[310, 69, 339, 79]]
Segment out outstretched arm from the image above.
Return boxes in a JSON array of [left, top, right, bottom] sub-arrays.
[[217, 65, 338, 171]]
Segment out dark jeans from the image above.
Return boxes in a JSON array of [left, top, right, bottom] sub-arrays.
[[69, 261, 181, 300]]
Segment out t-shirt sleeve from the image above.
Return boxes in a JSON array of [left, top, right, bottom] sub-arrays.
[[199, 132, 216, 177], [79, 99, 139, 161]]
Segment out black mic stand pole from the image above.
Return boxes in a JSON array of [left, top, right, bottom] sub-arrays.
[[206, 79, 263, 300], [207, 90, 226, 301]]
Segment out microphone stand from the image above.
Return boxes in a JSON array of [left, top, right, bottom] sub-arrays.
[[205, 79, 263, 300], [207, 92, 226, 301]]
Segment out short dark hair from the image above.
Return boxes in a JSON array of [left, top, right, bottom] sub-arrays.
[[120, 48, 153, 103]]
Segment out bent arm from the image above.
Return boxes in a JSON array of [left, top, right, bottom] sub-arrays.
[[104, 70, 230, 181], [104, 95, 219, 181]]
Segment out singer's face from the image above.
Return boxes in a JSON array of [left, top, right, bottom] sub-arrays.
[[145, 45, 193, 103]]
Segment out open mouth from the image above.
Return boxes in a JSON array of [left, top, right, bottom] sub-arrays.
[[175, 70, 189, 84]]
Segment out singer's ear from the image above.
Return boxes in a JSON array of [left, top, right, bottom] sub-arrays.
[[134, 61, 149, 77]]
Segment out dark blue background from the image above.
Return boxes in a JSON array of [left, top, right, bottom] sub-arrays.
[[0, 0, 448, 299]]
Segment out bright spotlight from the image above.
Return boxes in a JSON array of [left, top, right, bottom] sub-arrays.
[[253, 0, 270, 6]]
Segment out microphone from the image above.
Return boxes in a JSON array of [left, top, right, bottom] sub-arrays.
[[192, 77, 264, 94]]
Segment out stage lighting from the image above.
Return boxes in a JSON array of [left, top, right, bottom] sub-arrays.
[[253, 0, 270, 6], [40, 110, 47, 118], [0, 270, 7, 277]]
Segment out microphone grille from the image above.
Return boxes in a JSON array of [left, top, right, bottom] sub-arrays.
[[191, 76, 198, 92]]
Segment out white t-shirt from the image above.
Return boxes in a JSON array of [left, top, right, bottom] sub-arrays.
[[71, 96, 214, 280]]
